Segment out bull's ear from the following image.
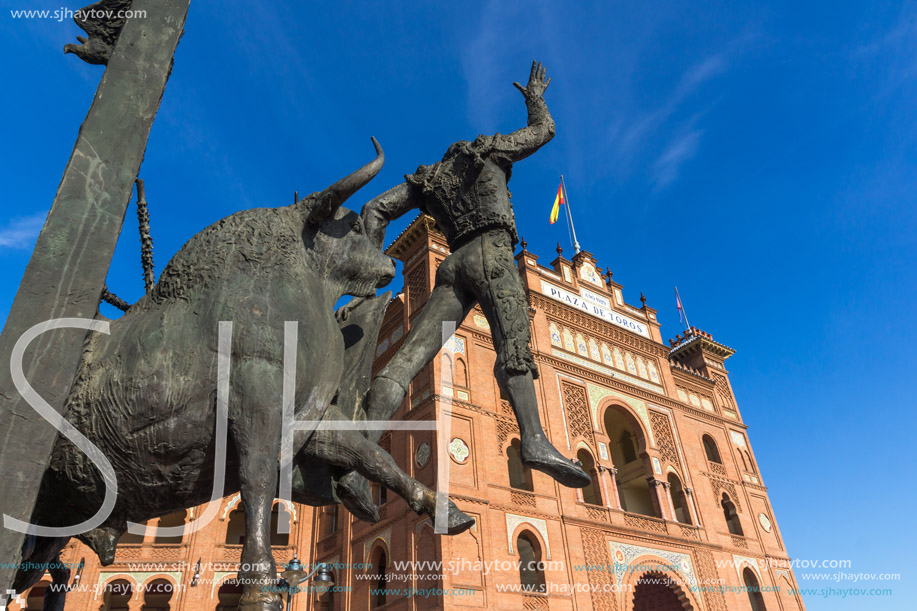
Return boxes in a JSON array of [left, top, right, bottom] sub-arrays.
[[308, 137, 384, 225]]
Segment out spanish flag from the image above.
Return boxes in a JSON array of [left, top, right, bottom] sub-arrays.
[[549, 182, 565, 224]]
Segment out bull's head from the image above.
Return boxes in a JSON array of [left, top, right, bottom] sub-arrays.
[[299, 138, 396, 299]]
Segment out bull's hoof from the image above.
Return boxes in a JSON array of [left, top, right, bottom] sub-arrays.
[[239, 589, 283, 611], [337, 472, 380, 523], [81, 526, 121, 565], [418, 489, 475, 536], [521, 435, 591, 488], [442, 498, 476, 535]]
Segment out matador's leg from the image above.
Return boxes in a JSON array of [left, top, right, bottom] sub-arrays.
[[362, 254, 475, 443], [474, 231, 590, 488]]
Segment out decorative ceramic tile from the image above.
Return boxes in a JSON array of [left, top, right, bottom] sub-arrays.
[[598, 442, 609, 461], [506, 513, 551, 559], [589, 338, 601, 361], [608, 542, 697, 587], [601, 344, 613, 365], [759, 513, 772, 532], [730, 431, 746, 447], [701, 398, 713, 411], [550, 323, 562, 347], [586, 383, 656, 446], [677, 389, 689, 402], [415, 442, 431, 467], [364, 528, 392, 562], [474, 314, 490, 330], [553, 350, 664, 395], [444, 335, 465, 355], [648, 361, 659, 382], [449, 438, 469, 463], [613, 347, 625, 370], [652, 457, 662, 474], [731, 554, 762, 581], [578, 261, 602, 285]]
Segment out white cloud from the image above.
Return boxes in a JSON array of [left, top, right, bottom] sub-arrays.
[[0, 213, 46, 250], [653, 130, 702, 190]]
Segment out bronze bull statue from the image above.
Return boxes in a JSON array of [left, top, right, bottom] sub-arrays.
[[13, 139, 473, 611]]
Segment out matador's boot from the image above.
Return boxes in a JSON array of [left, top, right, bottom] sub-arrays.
[[520, 433, 592, 488]]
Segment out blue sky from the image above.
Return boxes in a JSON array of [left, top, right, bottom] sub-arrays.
[[2, 1, 916, 608]]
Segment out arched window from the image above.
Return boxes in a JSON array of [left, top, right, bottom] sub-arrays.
[[516, 532, 546, 593], [216, 580, 242, 611], [154, 510, 186, 544], [102, 579, 132, 611], [225, 507, 246, 545], [141, 578, 173, 611], [119, 520, 146, 545], [320, 504, 337, 538], [443, 354, 454, 386], [269, 502, 290, 546], [604, 406, 659, 518], [370, 546, 388, 608], [371, 483, 388, 506], [667, 473, 691, 525], [507, 439, 533, 491], [743, 567, 767, 611], [577, 449, 601, 506], [317, 581, 334, 610], [25, 581, 49, 611], [620, 431, 637, 463], [744, 449, 757, 474], [722, 493, 743, 536], [703, 435, 722, 463], [454, 357, 468, 388]]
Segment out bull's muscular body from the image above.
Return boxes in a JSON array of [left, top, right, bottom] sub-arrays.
[[16, 141, 473, 611]]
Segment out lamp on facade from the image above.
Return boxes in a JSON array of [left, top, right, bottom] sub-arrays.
[[190, 557, 202, 587], [280, 554, 334, 611], [70, 557, 84, 591]]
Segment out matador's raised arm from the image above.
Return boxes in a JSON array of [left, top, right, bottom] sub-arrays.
[[361, 182, 421, 250], [488, 60, 556, 164]]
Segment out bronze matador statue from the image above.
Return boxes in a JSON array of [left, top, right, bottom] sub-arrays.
[[341, 62, 590, 499]]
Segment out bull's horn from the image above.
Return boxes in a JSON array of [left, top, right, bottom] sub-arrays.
[[308, 137, 384, 224]]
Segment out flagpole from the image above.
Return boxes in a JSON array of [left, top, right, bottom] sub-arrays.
[[675, 285, 691, 330], [560, 174, 581, 254]]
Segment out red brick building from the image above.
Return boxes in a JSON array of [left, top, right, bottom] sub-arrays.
[[15, 214, 804, 611]]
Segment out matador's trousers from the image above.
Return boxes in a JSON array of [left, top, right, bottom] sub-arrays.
[[367, 229, 537, 432]]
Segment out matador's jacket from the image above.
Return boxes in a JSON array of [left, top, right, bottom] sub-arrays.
[[362, 94, 556, 380]]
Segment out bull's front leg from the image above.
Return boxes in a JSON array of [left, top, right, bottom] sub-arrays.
[[308, 422, 475, 535], [231, 362, 285, 611]]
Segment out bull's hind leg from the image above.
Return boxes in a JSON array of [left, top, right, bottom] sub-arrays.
[[230, 362, 285, 611], [308, 421, 474, 535]]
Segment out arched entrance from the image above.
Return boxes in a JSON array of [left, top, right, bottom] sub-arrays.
[[603, 404, 658, 517], [632, 572, 693, 610]]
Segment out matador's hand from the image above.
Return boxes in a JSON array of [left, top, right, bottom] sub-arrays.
[[513, 60, 551, 100]]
